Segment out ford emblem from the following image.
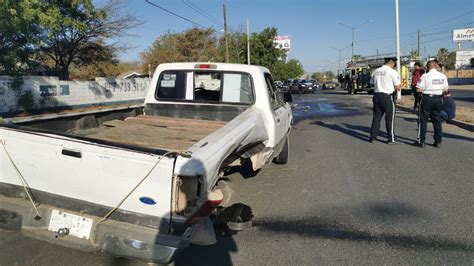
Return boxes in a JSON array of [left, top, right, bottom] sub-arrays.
[[139, 197, 157, 205]]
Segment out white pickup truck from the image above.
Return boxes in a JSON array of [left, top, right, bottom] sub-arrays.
[[0, 63, 292, 263]]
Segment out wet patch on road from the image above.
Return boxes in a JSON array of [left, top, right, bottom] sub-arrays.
[[292, 95, 364, 123]]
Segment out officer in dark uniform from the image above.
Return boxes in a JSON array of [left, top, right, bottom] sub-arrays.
[[369, 57, 401, 144], [414, 60, 449, 148]]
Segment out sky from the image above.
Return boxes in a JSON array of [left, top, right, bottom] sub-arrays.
[[102, 0, 474, 73]]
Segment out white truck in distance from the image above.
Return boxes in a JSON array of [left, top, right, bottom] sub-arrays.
[[0, 63, 293, 263]]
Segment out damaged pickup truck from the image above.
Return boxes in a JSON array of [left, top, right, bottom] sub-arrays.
[[0, 63, 292, 263]]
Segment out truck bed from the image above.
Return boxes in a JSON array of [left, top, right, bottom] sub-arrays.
[[83, 115, 226, 151]]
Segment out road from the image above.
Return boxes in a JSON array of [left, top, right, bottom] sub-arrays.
[[1, 90, 473, 265], [450, 85, 474, 109]]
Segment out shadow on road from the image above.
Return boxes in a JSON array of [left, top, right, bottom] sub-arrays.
[[253, 201, 474, 252], [175, 236, 237, 266], [401, 118, 474, 142], [313, 121, 415, 144], [313, 121, 369, 142]]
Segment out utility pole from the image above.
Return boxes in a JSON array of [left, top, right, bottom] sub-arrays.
[[417, 29, 421, 59], [351, 29, 355, 62], [330, 46, 343, 73], [247, 19, 250, 65], [338, 20, 371, 63], [395, 0, 401, 100], [223, 4, 229, 63]]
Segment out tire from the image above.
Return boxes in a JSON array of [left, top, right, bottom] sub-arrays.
[[274, 136, 289, 165]]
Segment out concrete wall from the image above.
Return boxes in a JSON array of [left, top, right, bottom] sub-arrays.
[[0, 76, 150, 117]]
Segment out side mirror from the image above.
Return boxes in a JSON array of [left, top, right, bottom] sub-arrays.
[[282, 91, 293, 103]]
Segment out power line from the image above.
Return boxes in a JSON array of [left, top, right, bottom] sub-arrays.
[[356, 13, 474, 44], [420, 21, 474, 34], [145, 0, 209, 28], [181, 0, 223, 26], [419, 10, 474, 31]]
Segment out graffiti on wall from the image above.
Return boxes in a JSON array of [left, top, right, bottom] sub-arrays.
[[0, 76, 150, 116]]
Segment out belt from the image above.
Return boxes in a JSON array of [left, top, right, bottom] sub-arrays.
[[422, 94, 441, 98]]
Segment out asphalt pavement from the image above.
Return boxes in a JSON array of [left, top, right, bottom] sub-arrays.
[[1, 89, 473, 265]]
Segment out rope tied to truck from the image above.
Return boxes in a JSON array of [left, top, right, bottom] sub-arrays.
[[95, 150, 192, 225], [0, 139, 42, 220], [95, 151, 174, 225]]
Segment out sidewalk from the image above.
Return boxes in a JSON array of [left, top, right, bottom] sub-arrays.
[[450, 84, 474, 91]]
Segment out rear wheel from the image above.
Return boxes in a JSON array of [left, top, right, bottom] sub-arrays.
[[274, 136, 289, 164]]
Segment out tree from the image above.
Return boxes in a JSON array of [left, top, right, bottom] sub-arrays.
[[311, 71, 335, 82], [69, 61, 142, 80], [0, 0, 43, 75], [436, 48, 456, 70], [141, 28, 222, 70], [408, 49, 420, 59], [271, 59, 304, 81], [38, 0, 141, 79], [0, 0, 140, 79], [248, 28, 285, 70]]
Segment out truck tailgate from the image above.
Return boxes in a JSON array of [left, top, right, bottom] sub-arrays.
[[0, 126, 174, 229]]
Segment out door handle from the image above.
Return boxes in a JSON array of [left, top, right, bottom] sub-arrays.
[[62, 149, 82, 158]]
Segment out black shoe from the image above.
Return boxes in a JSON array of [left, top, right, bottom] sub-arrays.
[[368, 138, 375, 143], [413, 141, 425, 148], [434, 142, 441, 148]]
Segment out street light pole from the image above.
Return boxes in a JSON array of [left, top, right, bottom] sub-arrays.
[[395, 0, 401, 100]]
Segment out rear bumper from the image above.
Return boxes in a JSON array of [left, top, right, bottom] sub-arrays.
[[0, 196, 191, 264]]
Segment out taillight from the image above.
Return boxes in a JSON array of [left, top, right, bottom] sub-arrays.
[[185, 189, 223, 225], [194, 64, 217, 69]]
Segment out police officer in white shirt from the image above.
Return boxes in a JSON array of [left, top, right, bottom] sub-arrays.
[[414, 60, 449, 148], [369, 57, 401, 144]]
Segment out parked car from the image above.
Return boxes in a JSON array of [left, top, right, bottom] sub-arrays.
[[322, 81, 338, 90], [0, 63, 293, 264], [311, 80, 321, 89], [291, 79, 315, 94]]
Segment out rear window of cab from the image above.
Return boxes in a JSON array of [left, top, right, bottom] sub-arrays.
[[156, 70, 254, 104]]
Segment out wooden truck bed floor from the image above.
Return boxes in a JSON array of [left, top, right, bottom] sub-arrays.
[[85, 115, 226, 151]]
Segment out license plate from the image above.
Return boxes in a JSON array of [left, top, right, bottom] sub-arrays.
[[48, 210, 93, 240]]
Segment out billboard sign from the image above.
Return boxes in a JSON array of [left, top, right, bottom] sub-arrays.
[[274, 36, 291, 53], [453, 28, 474, 42], [455, 50, 474, 69]]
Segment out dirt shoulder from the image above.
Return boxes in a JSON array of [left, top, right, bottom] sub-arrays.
[[398, 96, 474, 124]]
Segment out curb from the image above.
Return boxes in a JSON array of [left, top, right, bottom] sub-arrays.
[[396, 104, 474, 132]]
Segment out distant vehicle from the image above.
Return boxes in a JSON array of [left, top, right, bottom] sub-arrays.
[[322, 81, 338, 90], [341, 55, 414, 95], [310, 79, 320, 89], [291, 79, 315, 94], [278, 80, 291, 92]]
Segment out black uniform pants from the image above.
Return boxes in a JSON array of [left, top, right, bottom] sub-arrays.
[[370, 93, 395, 142], [418, 95, 442, 144], [411, 86, 421, 108]]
